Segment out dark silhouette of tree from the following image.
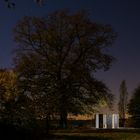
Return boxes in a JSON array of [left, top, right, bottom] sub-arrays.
[[128, 85, 140, 128], [13, 10, 116, 128], [4, 0, 45, 8], [118, 80, 128, 127]]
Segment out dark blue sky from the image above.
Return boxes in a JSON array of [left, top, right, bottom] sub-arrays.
[[0, 0, 140, 103]]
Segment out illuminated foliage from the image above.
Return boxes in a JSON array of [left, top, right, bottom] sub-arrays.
[[0, 69, 18, 124]]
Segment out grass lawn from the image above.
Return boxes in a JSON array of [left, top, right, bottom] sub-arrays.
[[50, 128, 140, 140]]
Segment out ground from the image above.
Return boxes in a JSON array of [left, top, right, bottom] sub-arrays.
[[50, 128, 140, 140]]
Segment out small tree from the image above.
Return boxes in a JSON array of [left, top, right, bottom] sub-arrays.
[[0, 69, 18, 124], [118, 80, 128, 127], [128, 85, 140, 128], [0, 69, 37, 130]]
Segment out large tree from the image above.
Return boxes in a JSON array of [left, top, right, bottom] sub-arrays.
[[118, 80, 128, 127], [128, 85, 140, 127], [13, 10, 116, 128]]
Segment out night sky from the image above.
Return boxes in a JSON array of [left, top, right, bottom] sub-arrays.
[[0, 0, 140, 105]]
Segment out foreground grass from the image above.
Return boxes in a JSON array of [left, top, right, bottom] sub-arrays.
[[1, 124, 140, 140], [50, 129, 140, 140]]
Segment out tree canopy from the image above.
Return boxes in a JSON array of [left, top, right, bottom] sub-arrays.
[[13, 10, 116, 128]]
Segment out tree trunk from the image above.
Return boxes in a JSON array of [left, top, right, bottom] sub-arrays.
[[45, 115, 50, 134], [59, 111, 68, 129]]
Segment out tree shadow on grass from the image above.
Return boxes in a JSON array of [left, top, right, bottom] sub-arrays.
[[52, 135, 112, 140]]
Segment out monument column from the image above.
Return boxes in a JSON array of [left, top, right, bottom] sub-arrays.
[[103, 114, 107, 128], [95, 114, 99, 128]]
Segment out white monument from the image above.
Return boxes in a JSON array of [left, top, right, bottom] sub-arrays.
[[95, 114, 119, 129]]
